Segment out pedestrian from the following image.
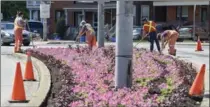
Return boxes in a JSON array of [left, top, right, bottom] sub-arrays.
[[142, 18, 161, 54], [78, 22, 97, 50], [14, 11, 25, 53], [77, 20, 87, 42], [159, 25, 179, 56]]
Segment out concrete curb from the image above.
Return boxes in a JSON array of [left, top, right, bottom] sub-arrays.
[[45, 41, 209, 46], [176, 43, 209, 46], [14, 53, 51, 107], [170, 55, 209, 107]]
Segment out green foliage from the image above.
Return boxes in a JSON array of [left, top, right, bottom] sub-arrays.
[[135, 77, 153, 86], [157, 77, 174, 103], [117, 104, 125, 107], [56, 17, 66, 39], [1, 1, 29, 21], [157, 96, 165, 102], [166, 77, 173, 86]]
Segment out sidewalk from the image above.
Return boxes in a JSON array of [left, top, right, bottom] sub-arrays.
[[1, 54, 39, 106], [1, 53, 51, 107]]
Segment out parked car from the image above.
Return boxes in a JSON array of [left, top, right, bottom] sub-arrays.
[[133, 26, 143, 40], [178, 25, 209, 41], [108, 25, 143, 41], [26, 20, 43, 39], [1, 22, 32, 46], [178, 26, 192, 41], [1, 30, 14, 45]]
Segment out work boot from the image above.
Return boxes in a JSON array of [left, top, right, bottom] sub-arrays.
[[168, 49, 176, 56]]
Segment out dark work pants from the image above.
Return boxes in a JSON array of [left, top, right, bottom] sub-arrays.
[[149, 31, 161, 52]]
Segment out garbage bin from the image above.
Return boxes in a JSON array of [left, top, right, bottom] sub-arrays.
[[80, 35, 86, 42], [111, 37, 116, 42]]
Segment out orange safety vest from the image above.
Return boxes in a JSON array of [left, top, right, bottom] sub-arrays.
[[143, 21, 156, 33], [14, 17, 24, 29]]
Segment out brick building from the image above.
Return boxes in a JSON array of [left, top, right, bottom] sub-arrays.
[[26, 1, 209, 36], [153, 1, 209, 27]]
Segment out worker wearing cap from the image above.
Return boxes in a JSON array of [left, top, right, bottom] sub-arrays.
[[159, 25, 179, 56], [78, 22, 96, 50], [14, 11, 25, 53], [142, 18, 161, 54]]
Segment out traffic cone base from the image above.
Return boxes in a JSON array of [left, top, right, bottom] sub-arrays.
[[195, 40, 203, 51], [23, 79, 36, 81], [9, 62, 29, 103], [189, 64, 206, 96], [8, 100, 29, 103]]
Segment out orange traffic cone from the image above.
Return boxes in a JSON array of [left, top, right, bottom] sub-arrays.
[[24, 51, 36, 81], [195, 36, 203, 51], [189, 64, 206, 96], [9, 62, 28, 103]]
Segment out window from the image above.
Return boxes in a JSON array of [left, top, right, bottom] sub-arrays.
[[6, 24, 14, 29], [176, 6, 188, 21], [27, 22, 43, 29], [93, 12, 98, 29], [55, 10, 65, 22], [74, 1, 96, 4]]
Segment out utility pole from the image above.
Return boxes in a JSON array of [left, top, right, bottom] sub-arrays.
[[208, 1, 210, 41], [40, 0, 50, 41], [193, 4, 196, 40], [97, 1, 105, 47], [115, 1, 133, 89]]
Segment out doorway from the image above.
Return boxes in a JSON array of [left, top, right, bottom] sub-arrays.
[[141, 5, 150, 25], [201, 7, 207, 22]]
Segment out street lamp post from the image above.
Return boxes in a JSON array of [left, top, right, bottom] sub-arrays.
[[97, 1, 105, 47], [115, 1, 133, 89]]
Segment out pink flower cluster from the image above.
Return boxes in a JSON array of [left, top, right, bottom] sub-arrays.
[[31, 46, 187, 107]]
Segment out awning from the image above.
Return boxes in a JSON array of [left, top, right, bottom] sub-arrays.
[[153, 1, 209, 6]]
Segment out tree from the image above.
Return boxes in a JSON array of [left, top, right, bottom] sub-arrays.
[[1, 1, 29, 21]]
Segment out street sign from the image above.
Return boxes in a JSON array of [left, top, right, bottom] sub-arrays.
[[40, 4, 50, 18]]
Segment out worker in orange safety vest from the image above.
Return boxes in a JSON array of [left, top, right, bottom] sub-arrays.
[[14, 11, 25, 53], [142, 18, 161, 54], [159, 25, 180, 56], [77, 22, 97, 50]]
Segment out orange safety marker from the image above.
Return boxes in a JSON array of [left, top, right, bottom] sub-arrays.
[[195, 36, 203, 51], [9, 62, 29, 103], [24, 51, 36, 81], [189, 64, 206, 96]]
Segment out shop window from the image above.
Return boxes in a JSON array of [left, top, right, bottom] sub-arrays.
[[176, 6, 188, 21]]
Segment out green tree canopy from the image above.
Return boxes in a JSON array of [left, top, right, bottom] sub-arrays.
[[1, 1, 29, 21]]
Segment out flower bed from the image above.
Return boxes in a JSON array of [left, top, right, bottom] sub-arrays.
[[28, 46, 202, 107]]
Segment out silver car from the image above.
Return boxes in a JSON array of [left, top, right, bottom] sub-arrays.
[[1, 30, 14, 45], [1, 22, 34, 46], [178, 26, 192, 41], [133, 27, 142, 40]]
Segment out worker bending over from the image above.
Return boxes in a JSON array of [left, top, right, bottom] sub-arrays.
[[14, 11, 25, 53], [78, 21, 97, 50], [159, 26, 179, 56], [142, 18, 161, 54]]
